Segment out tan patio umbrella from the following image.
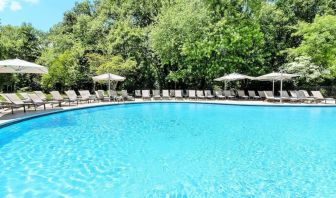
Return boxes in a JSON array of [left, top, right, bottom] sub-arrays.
[[255, 72, 299, 103], [214, 73, 255, 89], [0, 58, 48, 74], [92, 73, 126, 101]]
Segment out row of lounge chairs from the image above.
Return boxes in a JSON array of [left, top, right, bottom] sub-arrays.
[[0, 90, 136, 114], [1, 89, 333, 114], [136, 89, 334, 103]]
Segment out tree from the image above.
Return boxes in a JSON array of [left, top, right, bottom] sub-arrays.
[[282, 56, 329, 85], [41, 51, 77, 91], [288, 15, 336, 76]]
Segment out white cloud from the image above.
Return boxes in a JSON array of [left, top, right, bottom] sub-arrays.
[[0, 0, 8, 11], [10, 1, 21, 11], [0, 0, 39, 12], [24, 0, 38, 4]]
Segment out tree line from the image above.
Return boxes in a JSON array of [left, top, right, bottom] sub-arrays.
[[0, 0, 336, 92]]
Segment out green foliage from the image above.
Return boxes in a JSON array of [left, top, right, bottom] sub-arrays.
[[1, 0, 336, 92], [282, 56, 329, 85], [289, 15, 336, 76], [41, 51, 77, 91]]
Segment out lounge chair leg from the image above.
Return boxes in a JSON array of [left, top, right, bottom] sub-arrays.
[[23, 105, 26, 113], [11, 107, 14, 114], [44, 104, 46, 110]]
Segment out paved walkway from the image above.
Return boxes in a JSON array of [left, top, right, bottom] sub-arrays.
[[1, 99, 336, 124]]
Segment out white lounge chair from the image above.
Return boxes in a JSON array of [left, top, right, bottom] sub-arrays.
[[162, 90, 170, 100], [34, 91, 47, 101], [175, 90, 183, 100], [248, 90, 260, 100], [3, 93, 33, 113], [205, 90, 215, 99], [196, 90, 205, 100], [237, 90, 248, 100], [215, 90, 225, 100], [311, 91, 335, 104], [188, 90, 197, 100], [223, 90, 235, 99], [95, 90, 110, 102], [121, 90, 135, 101], [152, 90, 161, 100], [142, 90, 151, 100], [64, 90, 81, 105], [264, 91, 281, 102], [135, 90, 141, 98]]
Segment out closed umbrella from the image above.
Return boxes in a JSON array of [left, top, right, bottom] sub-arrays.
[[0, 58, 48, 74], [255, 72, 299, 103], [92, 73, 126, 101]]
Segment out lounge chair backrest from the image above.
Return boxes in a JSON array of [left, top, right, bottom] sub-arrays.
[[142, 90, 150, 97], [196, 90, 204, 97], [258, 91, 265, 98], [237, 90, 246, 97], [189, 90, 196, 97], [175, 90, 182, 97], [19, 93, 30, 101], [170, 90, 175, 97], [97, 90, 105, 98], [300, 90, 311, 98], [0, 94, 12, 103], [289, 91, 298, 98], [279, 91, 289, 98], [153, 90, 160, 96], [28, 93, 44, 103], [162, 90, 169, 97], [79, 90, 90, 99], [65, 90, 78, 100], [5, 94, 24, 105], [135, 90, 141, 97], [50, 91, 63, 100], [121, 90, 128, 97], [311, 91, 324, 99], [95, 91, 101, 98], [215, 90, 222, 97], [264, 91, 274, 98], [34, 91, 47, 100], [297, 91, 306, 98], [109, 90, 118, 97], [248, 90, 256, 97], [223, 90, 232, 97], [205, 90, 212, 96]]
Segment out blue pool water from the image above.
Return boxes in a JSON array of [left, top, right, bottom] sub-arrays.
[[0, 103, 336, 197]]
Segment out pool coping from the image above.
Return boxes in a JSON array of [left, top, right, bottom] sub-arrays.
[[1, 100, 336, 128]]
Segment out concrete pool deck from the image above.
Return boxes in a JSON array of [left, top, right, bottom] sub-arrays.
[[1, 99, 336, 125]]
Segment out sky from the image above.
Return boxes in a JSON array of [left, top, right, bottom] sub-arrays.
[[0, 0, 80, 31]]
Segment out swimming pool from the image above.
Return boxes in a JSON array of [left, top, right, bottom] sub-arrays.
[[0, 103, 335, 197]]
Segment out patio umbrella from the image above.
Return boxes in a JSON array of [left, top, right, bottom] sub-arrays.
[[0, 58, 48, 74], [214, 73, 254, 89], [255, 72, 299, 102], [92, 73, 126, 101]]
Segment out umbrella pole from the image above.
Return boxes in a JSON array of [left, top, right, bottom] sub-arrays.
[[280, 79, 283, 103], [109, 75, 111, 102], [272, 79, 275, 96], [280, 72, 283, 103]]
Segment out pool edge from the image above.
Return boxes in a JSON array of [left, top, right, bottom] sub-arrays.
[[1, 100, 336, 128]]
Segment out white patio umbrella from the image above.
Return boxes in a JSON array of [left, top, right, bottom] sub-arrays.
[[92, 73, 126, 101], [255, 72, 299, 102], [214, 73, 254, 89], [0, 58, 48, 74]]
